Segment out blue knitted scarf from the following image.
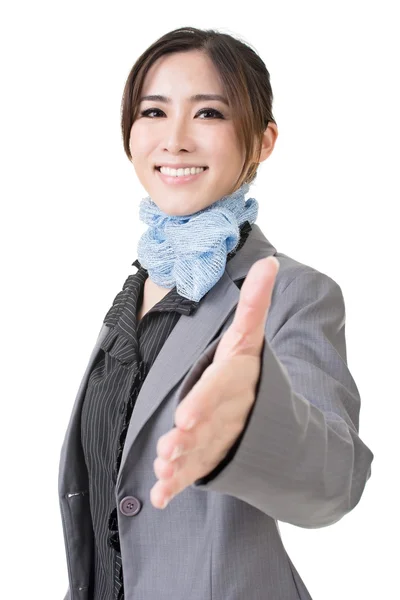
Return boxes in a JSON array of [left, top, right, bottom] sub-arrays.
[[137, 181, 259, 302]]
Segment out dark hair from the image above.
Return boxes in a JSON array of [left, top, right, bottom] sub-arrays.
[[121, 26, 276, 192]]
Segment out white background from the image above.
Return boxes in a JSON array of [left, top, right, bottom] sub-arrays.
[[1, 1, 398, 598]]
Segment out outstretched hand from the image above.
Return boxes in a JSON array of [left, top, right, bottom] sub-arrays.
[[150, 255, 280, 509]]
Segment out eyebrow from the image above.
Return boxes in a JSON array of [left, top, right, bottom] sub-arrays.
[[139, 94, 229, 106]]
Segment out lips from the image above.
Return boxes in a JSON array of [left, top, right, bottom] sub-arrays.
[[155, 165, 208, 186]]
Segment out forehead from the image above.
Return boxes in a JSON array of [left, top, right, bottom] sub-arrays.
[[141, 50, 224, 96]]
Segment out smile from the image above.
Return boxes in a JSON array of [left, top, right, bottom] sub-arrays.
[[155, 166, 208, 185]]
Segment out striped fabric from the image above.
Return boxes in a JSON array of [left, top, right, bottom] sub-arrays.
[[80, 221, 252, 600]]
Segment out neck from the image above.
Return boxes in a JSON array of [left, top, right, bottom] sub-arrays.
[[136, 182, 258, 301]]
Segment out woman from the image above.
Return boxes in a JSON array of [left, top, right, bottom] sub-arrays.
[[58, 26, 374, 600]]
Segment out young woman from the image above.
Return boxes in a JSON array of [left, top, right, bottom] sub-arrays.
[[58, 26, 374, 600]]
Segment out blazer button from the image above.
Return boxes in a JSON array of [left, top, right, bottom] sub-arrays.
[[119, 496, 142, 516]]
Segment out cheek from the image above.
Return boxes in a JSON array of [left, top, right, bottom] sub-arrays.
[[129, 125, 154, 157], [209, 131, 242, 166]]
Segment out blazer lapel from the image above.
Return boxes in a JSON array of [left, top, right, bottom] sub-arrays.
[[117, 224, 277, 485]]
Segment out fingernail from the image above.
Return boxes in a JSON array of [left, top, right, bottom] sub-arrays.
[[170, 445, 184, 461], [268, 256, 280, 270], [182, 417, 196, 431], [161, 496, 170, 509]]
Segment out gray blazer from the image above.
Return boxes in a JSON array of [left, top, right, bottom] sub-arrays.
[[59, 224, 373, 600]]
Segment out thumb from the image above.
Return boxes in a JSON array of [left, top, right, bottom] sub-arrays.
[[213, 255, 280, 363]]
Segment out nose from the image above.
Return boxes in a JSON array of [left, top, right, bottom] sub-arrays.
[[162, 115, 194, 154]]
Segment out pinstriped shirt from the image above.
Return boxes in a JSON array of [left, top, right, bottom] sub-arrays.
[[81, 221, 252, 600]]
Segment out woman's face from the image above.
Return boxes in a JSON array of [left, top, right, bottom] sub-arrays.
[[129, 50, 247, 216]]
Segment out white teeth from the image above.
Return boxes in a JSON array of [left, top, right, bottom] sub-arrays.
[[159, 166, 206, 177]]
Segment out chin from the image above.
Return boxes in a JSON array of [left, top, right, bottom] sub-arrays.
[[154, 199, 202, 218]]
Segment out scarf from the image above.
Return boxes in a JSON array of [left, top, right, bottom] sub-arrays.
[[137, 181, 259, 302]]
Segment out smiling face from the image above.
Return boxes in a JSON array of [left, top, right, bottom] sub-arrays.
[[128, 50, 248, 216]]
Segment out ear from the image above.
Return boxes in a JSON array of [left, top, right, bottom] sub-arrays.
[[253, 122, 278, 164]]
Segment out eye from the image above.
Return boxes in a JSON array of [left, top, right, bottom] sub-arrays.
[[140, 107, 224, 119], [197, 108, 224, 119], [141, 108, 164, 118]]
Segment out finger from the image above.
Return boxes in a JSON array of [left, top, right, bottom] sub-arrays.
[[150, 454, 201, 509], [174, 355, 258, 429], [152, 435, 219, 509], [214, 256, 279, 361], [151, 480, 173, 509], [153, 455, 180, 480], [156, 427, 194, 460]]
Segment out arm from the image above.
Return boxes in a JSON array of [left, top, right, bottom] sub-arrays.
[[190, 270, 374, 528]]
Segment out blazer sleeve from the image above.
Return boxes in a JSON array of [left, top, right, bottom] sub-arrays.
[[185, 269, 374, 529]]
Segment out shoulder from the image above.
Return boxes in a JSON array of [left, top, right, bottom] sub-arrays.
[[266, 251, 347, 359], [236, 223, 342, 297], [272, 251, 342, 298]]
